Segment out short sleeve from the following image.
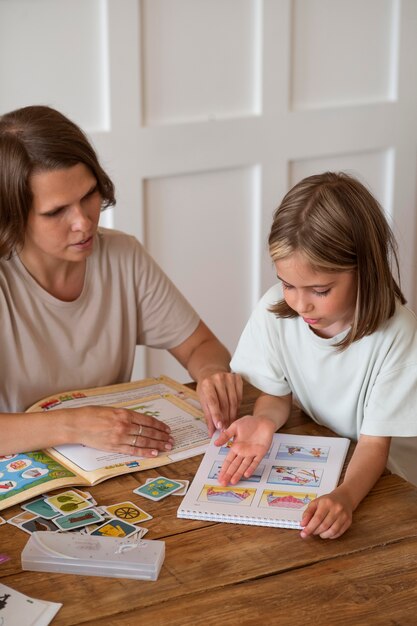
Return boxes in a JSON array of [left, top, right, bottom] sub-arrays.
[[231, 287, 291, 397], [362, 363, 417, 436], [134, 242, 200, 349], [361, 307, 417, 437]]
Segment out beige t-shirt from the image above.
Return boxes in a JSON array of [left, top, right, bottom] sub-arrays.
[[0, 228, 200, 412]]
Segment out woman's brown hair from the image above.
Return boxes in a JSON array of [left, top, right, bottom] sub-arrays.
[[268, 172, 405, 349], [0, 105, 115, 258]]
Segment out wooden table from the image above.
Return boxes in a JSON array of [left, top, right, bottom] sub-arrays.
[[2, 382, 417, 625]]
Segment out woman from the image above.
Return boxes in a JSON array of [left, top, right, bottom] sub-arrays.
[[0, 105, 242, 456]]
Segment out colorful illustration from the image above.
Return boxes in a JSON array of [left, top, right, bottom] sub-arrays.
[[0, 451, 75, 503], [20, 516, 59, 534], [276, 444, 329, 463], [259, 490, 316, 509], [105, 501, 152, 523], [208, 460, 265, 483], [45, 490, 91, 514], [198, 484, 256, 506], [40, 391, 87, 410], [134, 477, 183, 501], [267, 466, 323, 487], [129, 403, 161, 418], [90, 518, 137, 538], [22, 497, 59, 519], [53, 508, 103, 531]]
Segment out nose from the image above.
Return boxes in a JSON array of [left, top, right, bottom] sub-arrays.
[[70, 204, 92, 231], [295, 292, 314, 315]]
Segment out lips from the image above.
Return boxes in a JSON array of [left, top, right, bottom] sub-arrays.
[[71, 235, 93, 246], [303, 317, 320, 325]]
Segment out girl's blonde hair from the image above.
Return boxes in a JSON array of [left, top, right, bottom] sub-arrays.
[[268, 172, 405, 349]]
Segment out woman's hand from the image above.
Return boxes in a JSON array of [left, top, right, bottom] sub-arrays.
[[300, 488, 353, 539], [215, 415, 276, 485], [197, 372, 243, 436], [70, 405, 174, 457]]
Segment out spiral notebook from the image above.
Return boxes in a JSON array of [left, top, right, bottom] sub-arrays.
[[177, 432, 350, 529]]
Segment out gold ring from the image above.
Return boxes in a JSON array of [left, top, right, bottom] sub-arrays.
[[138, 424, 143, 437], [132, 434, 138, 447]]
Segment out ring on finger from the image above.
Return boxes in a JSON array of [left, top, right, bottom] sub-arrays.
[[132, 434, 138, 447], [137, 424, 143, 437]]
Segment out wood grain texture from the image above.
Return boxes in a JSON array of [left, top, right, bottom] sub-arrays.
[[0, 382, 415, 625]]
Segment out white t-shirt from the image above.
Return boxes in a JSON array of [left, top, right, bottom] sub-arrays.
[[231, 285, 417, 485], [0, 228, 200, 412]]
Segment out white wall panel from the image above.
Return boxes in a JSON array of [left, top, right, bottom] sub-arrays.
[[143, 166, 260, 379], [291, 0, 399, 110], [141, 0, 261, 125], [0, 0, 109, 131]]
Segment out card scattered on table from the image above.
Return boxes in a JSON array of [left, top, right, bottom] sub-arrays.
[[145, 477, 189, 496], [104, 501, 152, 523], [134, 477, 183, 501]]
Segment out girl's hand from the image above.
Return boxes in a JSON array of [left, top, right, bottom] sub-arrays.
[[197, 372, 243, 436], [70, 406, 174, 457], [215, 415, 276, 486], [300, 488, 353, 539]]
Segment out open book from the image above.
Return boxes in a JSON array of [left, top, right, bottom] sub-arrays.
[[177, 431, 350, 529], [0, 377, 208, 512]]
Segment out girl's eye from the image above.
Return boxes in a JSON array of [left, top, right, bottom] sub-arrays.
[[281, 282, 293, 290], [44, 207, 64, 217], [313, 289, 331, 297]]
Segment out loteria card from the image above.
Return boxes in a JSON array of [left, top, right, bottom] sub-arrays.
[[53, 508, 104, 531], [90, 518, 138, 538], [20, 516, 60, 535], [45, 490, 92, 514], [22, 497, 60, 519], [145, 477, 189, 496], [104, 501, 152, 524], [134, 477, 183, 501]]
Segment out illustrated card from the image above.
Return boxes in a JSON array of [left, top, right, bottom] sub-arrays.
[[134, 476, 183, 501], [45, 490, 92, 514], [276, 444, 329, 463], [7, 510, 37, 527], [208, 461, 264, 483], [198, 485, 256, 506], [90, 518, 138, 538], [259, 490, 317, 509], [145, 477, 189, 495], [22, 497, 60, 519], [267, 466, 323, 487], [52, 508, 104, 531], [105, 501, 152, 523], [20, 516, 60, 534]]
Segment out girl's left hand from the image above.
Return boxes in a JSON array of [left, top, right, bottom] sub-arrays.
[[300, 489, 353, 539], [197, 372, 243, 436]]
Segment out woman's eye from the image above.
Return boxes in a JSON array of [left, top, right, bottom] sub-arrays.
[[44, 208, 64, 217], [313, 289, 330, 297]]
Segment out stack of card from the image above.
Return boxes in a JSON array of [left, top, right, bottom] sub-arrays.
[[134, 476, 189, 501], [6, 489, 152, 539]]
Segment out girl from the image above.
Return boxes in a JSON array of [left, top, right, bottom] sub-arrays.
[[0, 105, 242, 456], [216, 172, 417, 539]]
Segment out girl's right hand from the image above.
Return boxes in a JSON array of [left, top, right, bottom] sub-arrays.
[[68, 405, 174, 457], [215, 415, 276, 486]]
